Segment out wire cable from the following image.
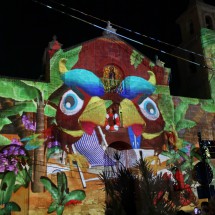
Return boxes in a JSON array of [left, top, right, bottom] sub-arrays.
[[31, 0, 215, 74], [45, 0, 215, 62]]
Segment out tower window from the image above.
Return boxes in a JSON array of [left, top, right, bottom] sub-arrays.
[[205, 15, 213, 29]]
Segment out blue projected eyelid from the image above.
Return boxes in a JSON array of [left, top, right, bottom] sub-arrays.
[[138, 97, 159, 120], [60, 90, 84, 115]]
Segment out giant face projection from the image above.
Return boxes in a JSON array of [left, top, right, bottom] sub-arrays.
[[118, 73, 165, 152], [56, 58, 165, 153], [56, 59, 106, 145]]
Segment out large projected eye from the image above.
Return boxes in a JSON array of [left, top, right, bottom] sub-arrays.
[[138, 97, 159, 120], [60, 90, 84, 115]]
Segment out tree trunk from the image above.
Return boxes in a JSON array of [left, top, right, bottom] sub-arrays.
[[32, 100, 46, 193]]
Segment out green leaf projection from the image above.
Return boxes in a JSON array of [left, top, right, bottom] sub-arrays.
[[44, 104, 57, 117], [157, 95, 174, 131], [0, 103, 30, 118], [13, 167, 32, 192], [201, 28, 215, 101], [0, 118, 11, 131], [0, 171, 21, 214], [46, 147, 62, 160], [21, 80, 49, 101], [21, 134, 44, 150], [0, 172, 16, 204], [49, 46, 82, 93], [200, 100, 215, 113], [201, 28, 215, 69], [0, 79, 39, 101], [0, 135, 11, 146], [130, 50, 143, 69], [40, 172, 86, 215]]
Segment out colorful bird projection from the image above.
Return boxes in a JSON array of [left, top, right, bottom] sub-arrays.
[[118, 72, 165, 151], [53, 58, 166, 153]]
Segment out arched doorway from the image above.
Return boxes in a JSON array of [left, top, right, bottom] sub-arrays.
[[109, 141, 132, 150]]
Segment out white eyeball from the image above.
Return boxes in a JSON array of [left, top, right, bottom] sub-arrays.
[[60, 90, 84, 115], [138, 97, 159, 120]]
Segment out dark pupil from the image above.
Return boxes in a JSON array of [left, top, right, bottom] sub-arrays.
[[146, 103, 154, 113], [65, 96, 75, 108]]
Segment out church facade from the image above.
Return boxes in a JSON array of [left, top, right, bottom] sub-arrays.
[[0, 24, 214, 214]]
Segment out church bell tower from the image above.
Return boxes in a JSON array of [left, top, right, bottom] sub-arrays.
[[173, 0, 215, 99]]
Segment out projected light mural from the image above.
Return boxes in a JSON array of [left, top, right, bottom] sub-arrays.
[[201, 28, 215, 102], [0, 34, 214, 214]]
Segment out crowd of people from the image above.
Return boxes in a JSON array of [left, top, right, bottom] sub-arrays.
[[176, 198, 215, 215]]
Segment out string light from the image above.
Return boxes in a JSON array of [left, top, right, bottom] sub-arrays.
[[31, 0, 215, 74]]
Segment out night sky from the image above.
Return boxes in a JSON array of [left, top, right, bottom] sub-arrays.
[[1, 0, 215, 83]]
